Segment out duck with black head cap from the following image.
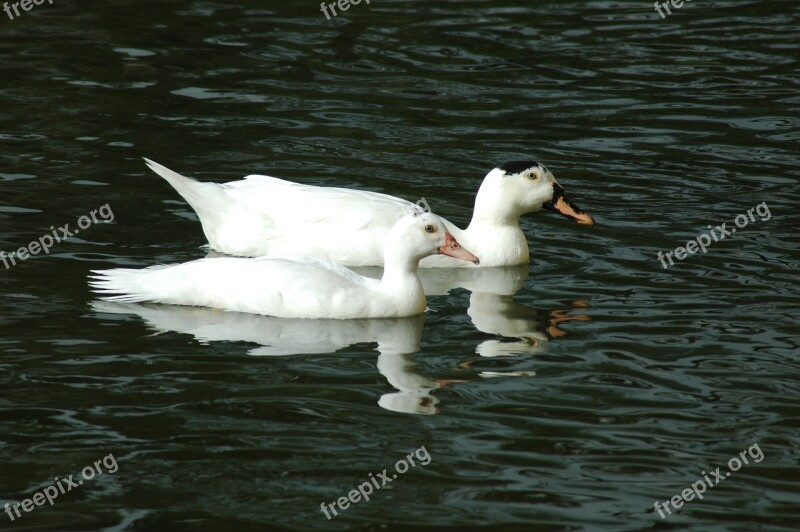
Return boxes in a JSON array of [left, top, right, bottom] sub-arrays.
[[142, 158, 593, 268]]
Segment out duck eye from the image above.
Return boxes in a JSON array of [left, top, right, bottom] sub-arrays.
[[424, 225, 435, 233], [526, 171, 538, 180]]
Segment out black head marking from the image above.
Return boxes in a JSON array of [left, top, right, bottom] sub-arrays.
[[499, 160, 541, 176]]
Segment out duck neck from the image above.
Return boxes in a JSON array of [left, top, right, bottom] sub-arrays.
[[467, 185, 521, 230], [379, 248, 426, 312], [381, 248, 423, 288], [463, 186, 530, 266]]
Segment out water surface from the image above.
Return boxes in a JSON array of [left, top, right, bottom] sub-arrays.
[[1, 1, 799, 530]]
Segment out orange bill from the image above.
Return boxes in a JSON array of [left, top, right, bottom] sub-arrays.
[[438, 232, 480, 264], [544, 180, 595, 226]]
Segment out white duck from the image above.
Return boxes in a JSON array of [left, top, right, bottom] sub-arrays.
[[144, 159, 594, 268], [89, 212, 478, 319]]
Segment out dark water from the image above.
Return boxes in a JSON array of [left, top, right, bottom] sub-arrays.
[[2, 0, 799, 530]]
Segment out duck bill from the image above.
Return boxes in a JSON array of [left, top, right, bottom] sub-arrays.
[[544, 180, 595, 226], [438, 232, 480, 265]]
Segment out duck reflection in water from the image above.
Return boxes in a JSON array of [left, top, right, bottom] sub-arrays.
[[92, 301, 441, 414], [363, 263, 591, 357], [91, 267, 589, 415]]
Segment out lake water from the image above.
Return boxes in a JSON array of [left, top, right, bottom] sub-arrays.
[[1, 1, 799, 530]]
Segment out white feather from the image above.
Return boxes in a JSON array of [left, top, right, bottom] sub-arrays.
[[144, 159, 572, 267], [89, 213, 477, 319]]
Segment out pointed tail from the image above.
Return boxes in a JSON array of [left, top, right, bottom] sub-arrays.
[[143, 158, 237, 219]]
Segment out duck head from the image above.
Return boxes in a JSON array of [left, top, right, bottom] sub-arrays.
[[389, 212, 480, 267], [477, 161, 594, 226]]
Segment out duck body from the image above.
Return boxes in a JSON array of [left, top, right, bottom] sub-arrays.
[[91, 256, 419, 319], [145, 159, 593, 268], [90, 213, 479, 319], [186, 171, 409, 264]]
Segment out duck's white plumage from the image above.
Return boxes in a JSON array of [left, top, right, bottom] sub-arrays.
[[89, 212, 478, 319], [144, 158, 594, 268]]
